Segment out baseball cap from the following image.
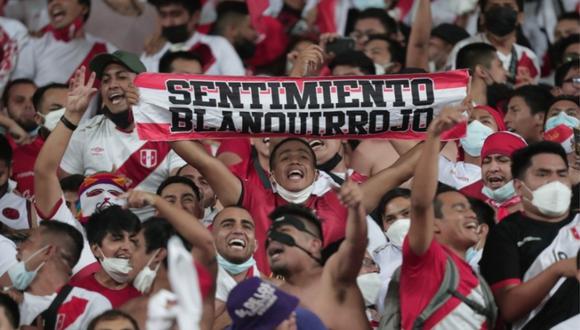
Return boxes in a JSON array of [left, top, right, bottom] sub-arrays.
[[431, 23, 470, 46], [89, 50, 147, 79]]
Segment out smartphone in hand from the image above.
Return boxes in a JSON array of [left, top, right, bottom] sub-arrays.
[[326, 38, 355, 56]]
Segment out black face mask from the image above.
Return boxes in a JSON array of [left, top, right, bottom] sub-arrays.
[[102, 106, 134, 130], [316, 152, 343, 173], [234, 40, 257, 60], [162, 24, 191, 44], [486, 83, 512, 109], [484, 6, 518, 37]]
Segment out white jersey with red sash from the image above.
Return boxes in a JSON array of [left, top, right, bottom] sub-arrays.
[[215, 264, 260, 302], [0, 191, 33, 230], [0, 17, 29, 97], [140, 31, 245, 75], [513, 214, 580, 330], [12, 32, 114, 86]]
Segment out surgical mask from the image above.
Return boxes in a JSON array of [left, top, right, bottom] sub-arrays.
[[7, 245, 50, 290], [353, 0, 387, 10], [40, 107, 66, 131], [356, 272, 382, 307], [385, 219, 410, 247], [484, 6, 518, 37], [374, 62, 395, 75], [523, 181, 572, 217], [217, 254, 256, 275], [482, 180, 516, 203], [162, 24, 191, 44], [272, 179, 315, 204], [465, 246, 479, 263], [460, 120, 494, 157], [133, 249, 161, 294], [545, 112, 580, 131], [99, 249, 133, 284]]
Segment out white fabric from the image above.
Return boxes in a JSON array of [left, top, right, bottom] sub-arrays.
[[140, 32, 244, 75], [215, 264, 260, 302], [438, 156, 481, 190], [432, 284, 487, 329], [0, 17, 29, 97], [0, 191, 33, 230], [3, 0, 50, 32], [12, 32, 116, 86], [553, 314, 580, 330], [19, 288, 111, 329], [468, 248, 483, 274], [146, 289, 179, 330], [0, 234, 17, 276], [373, 243, 402, 315]]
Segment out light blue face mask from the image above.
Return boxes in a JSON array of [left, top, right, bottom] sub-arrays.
[[7, 245, 50, 290], [465, 247, 479, 263], [545, 112, 580, 131], [482, 180, 516, 203], [217, 254, 256, 275], [352, 0, 388, 10], [460, 120, 495, 157]]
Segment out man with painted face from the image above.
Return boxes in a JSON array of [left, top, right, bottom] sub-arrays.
[[12, 0, 115, 86], [448, 0, 540, 85], [141, 0, 244, 75], [461, 131, 528, 221], [1, 221, 111, 329], [480, 142, 579, 328], [60, 54, 186, 219], [170, 137, 416, 274], [266, 177, 369, 330]]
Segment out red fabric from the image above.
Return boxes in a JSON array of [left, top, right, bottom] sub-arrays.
[[544, 124, 574, 144], [475, 105, 506, 131], [516, 52, 539, 82], [460, 180, 486, 202], [481, 131, 527, 160], [490, 278, 522, 294], [70, 273, 141, 308], [400, 239, 488, 329], [56, 296, 89, 330], [194, 261, 213, 299], [71, 42, 107, 88], [114, 140, 171, 189], [248, 17, 289, 67], [460, 180, 521, 222], [246, 0, 269, 29], [241, 180, 348, 274], [216, 138, 252, 161], [10, 136, 44, 200], [41, 17, 84, 42], [316, 0, 338, 34], [189, 43, 217, 73]]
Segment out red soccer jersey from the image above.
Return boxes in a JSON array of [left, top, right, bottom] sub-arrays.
[[70, 273, 141, 308], [9, 135, 44, 200]]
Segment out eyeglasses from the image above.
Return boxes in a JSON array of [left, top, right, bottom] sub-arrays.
[[563, 77, 580, 87]]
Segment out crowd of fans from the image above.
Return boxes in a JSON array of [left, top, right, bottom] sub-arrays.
[[0, 0, 579, 329]]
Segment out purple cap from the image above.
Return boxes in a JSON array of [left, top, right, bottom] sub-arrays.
[[227, 277, 299, 330]]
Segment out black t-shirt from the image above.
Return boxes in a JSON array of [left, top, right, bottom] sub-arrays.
[[480, 211, 579, 329]]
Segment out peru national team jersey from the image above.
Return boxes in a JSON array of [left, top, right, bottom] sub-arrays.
[[60, 115, 185, 217], [400, 239, 489, 330], [140, 32, 245, 75], [19, 287, 111, 329], [70, 273, 141, 308], [10, 135, 44, 200], [0, 191, 34, 230]]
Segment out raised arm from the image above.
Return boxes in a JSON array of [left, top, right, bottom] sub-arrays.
[[405, 0, 431, 71], [170, 140, 242, 207], [326, 176, 368, 284], [408, 107, 463, 255], [34, 67, 97, 215]]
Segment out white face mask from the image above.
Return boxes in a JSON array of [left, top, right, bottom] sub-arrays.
[[460, 120, 495, 157], [271, 178, 315, 204], [385, 219, 411, 247], [374, 62, 395, 75], [523, 181, 572, 217], [99, 248, 133, 283], [482, 180, 516, 203], [133, 249, 161, 294], [40, 107, 66, 131], [80, 183, 126, 219], [356, 272, 383, 307]]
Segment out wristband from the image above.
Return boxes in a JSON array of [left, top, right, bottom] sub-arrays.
[[60, 116, 78, 131]]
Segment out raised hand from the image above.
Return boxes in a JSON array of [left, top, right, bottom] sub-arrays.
[[120, 189, 158, 209], [288, 44, 325, 77], [428, 103, 467, 137], [337, 173, 366, 220], [65, 66, 98, 122], [7, 120, 32, 145], [125, 81, 140, 107]]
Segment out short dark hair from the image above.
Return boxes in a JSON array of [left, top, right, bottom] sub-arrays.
[[468, 198, 495, 230], [86, 206, 141, 246], [269, 203, 322, 240], [39, 221, 84, 269], [328, 50, 376, 75], [158, 51, 203, 73], [549, 95, 580, 108], [456, 42, 497, 73], [141, 217, 175, 254], [32, 83, 68, 113], [511, 141, 569, 180], [78, 0, 91, 21], [2, 78, 35, 107], [0, 134, 12, 166], [88, 310, 138, 330], [366, 34, 406, 67], [212, 1, 249, 35], [551, 33, 580, 68], [557, 11, 580, 23], [434, 183, 458, 219], [509, 85, 554, 116], [479, 0, 524, 12], [355, 8, 398, 36], [0, 293, 19, 328], [377, 188, 411, 221], [151, 0, 201, 15], [555, 58, 579, 87], [60, 174, 85, 193], [269, 138, 317, 170], [156, 175, 201, 201]]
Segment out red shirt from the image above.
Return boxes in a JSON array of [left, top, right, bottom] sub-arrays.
[[400, 239, 488, 329], [9, 135, 44, 200], [70, 273, 141, 308]]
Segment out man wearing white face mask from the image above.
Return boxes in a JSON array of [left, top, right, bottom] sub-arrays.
[[363, 34, 404, 75], [480, 141, 580, 329]]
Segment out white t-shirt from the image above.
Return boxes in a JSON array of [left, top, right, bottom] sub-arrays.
[[438, 156, 481, 190], [19, 287, 111, 329], [0, 16, 29, 97], [0, 234, 17, 276], [140, 32, 245, 75], [0, 191, 34, 230], [12, 32, 116, 86]]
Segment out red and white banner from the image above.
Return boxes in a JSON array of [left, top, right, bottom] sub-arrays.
[[133, 70, 469, 141]]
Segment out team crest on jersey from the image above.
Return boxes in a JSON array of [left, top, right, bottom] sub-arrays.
[[140, 149, 158, 168], [2, 208, 19, 220]]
